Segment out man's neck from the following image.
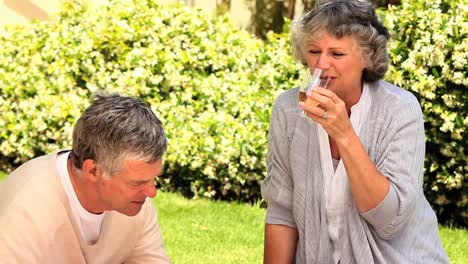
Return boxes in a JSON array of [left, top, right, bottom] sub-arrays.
[[67, 158, 104, 214]]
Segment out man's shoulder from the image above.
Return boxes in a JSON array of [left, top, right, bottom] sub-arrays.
[[0, 153, 65, 223], [9, 152, 59, 178]]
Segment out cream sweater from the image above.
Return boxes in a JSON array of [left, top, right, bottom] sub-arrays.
[[0, 152, 170, 263]]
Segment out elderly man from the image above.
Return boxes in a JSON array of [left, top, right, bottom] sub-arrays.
[[0, 94, 171, 263]]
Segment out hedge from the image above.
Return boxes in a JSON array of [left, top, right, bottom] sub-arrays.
[[0, 0, 465, 226], [380, 0, 467, 226], [0, 0, 301, 202]]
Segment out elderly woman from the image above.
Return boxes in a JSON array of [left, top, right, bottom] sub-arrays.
[[261, 0, 449, 263]]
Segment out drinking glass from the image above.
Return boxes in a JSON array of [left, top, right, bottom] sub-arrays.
[[298, 68, 330, 107]]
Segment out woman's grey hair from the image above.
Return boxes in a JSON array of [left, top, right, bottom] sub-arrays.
[[291, 0, 390, 81], [71, 93, 167, 175]]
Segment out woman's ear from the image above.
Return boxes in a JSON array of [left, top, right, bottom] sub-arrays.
[[82, 159, 100, 182]]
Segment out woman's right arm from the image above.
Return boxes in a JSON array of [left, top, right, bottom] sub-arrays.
[[264, 224, 298, 264], [261, 93, 298, 263]]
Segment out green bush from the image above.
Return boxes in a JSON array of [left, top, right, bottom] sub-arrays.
[[380, 0, 467, 226], [0, 0, 465, 225], [0, 0, 302, 202]]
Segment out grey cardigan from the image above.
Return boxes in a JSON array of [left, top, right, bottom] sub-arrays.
[[261, 80, 449, 263]]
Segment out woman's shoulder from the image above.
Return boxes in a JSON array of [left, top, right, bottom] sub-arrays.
[[269, 87, 304, 126], [368, 80, 422, 113], [273, 87, 300, 110]]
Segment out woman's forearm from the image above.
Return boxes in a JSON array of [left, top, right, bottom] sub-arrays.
[[264, 224, 298, 264], [337, 131, 390, 213]]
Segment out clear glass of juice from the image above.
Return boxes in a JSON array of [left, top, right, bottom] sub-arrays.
[[298, 68, 330, 116]]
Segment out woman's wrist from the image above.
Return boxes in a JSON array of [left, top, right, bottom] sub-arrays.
[[333, 123, 357, 148]]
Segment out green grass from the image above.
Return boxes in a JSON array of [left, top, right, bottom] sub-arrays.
[[439, 226, 468, 264], [0, 171, 7, 181], [0, 173, 465, 262], [154, 192, 468, 264], [154, 192, 265, 264]]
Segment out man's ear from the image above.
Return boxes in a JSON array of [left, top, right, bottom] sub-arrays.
[[82, 159, 100, 182]]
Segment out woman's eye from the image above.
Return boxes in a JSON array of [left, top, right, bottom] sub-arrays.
[[333, 52, 345, 57], [309, 50, 320, 55]]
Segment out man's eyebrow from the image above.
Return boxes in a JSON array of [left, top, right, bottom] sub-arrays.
[[130, 172, 163, 184], [132, 179, 151, 184]]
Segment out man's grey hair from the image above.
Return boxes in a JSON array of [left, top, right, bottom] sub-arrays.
[[291, 0, 390, 81], [71, 93, 167, 175]]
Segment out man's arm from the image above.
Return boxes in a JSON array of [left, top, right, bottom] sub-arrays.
[[0, 206, 44, 263], [264, 224, 298, 264]]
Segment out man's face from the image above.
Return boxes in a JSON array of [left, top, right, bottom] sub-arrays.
[[96, 158, 162, 216]]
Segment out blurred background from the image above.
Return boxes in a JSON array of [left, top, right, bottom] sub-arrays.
[[1, 0, 402, 36], [0, 1, 466, 263]]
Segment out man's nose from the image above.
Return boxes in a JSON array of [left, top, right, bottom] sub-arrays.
[[144, 182, 157, 198]]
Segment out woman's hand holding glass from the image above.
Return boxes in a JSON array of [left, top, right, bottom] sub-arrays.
[[298, 69, 353, 143], [298, 68, 330, 107]]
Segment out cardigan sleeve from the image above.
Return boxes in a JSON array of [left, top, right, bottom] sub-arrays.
[[360, 94, 426, 239], [0, 205, 45, 263], [261, 98, 296, 228], [124, 199, 171, 264]]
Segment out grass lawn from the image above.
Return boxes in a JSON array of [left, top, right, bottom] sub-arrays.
[[0, 170, 7, 181], [438, 225, 468, 264], [155, 191, 468, 264], [0, 173, 466, 263], [154, 191, 265, 263]]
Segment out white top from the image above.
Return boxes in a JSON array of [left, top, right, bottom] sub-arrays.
[[318, 84, 371, 263], [332, 158, 339, 172], [57, 151, 106, 244]]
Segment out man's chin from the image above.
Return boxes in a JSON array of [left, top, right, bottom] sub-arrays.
[[124, 211, 140, 217], [118, 204, 144, 216]]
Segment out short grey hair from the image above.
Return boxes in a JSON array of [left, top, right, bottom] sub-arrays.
[[291, 0, 390, 81], [71, 93, 167, 175]]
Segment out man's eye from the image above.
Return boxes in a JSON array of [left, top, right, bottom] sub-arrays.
[[130, 181, 145, 187], [333, 52, 345, 57]]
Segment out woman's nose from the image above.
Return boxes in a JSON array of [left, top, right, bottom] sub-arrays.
[[316, 53, 331, 69]]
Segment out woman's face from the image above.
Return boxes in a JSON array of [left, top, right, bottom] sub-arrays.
[[305, 32, 365, 102]]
